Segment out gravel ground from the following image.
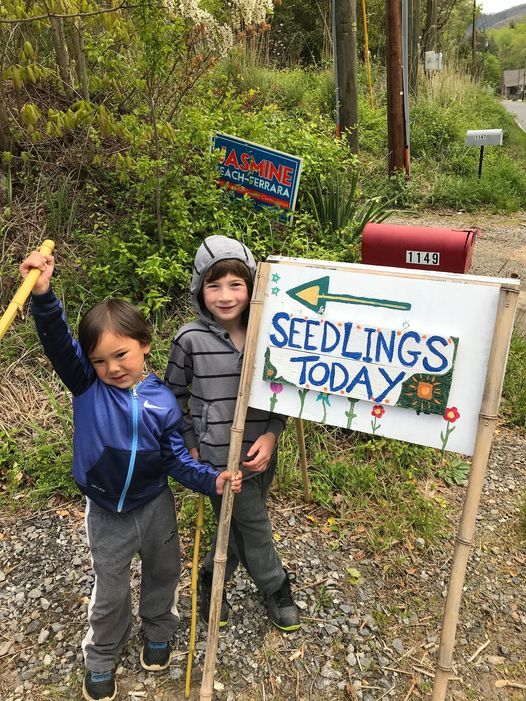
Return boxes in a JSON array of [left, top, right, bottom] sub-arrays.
[[1, 427, 525, 701], [387, 210, 526, 330], [1, 210, 525, 701]]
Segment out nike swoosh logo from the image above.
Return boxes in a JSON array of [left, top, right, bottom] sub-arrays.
[[144, 400, 164, 410]]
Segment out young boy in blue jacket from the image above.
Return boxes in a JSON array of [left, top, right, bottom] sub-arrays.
[[20, 250, 241, 701]]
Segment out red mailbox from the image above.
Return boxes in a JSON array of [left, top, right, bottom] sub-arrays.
[[361, 222, 477, 273]]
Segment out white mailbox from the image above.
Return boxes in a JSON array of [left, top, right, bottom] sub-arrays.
[[465, 129, 503, 177], [465, 129, 503, 146]]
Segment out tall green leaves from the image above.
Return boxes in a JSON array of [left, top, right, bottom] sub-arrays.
[[306, 171, 396, 260]]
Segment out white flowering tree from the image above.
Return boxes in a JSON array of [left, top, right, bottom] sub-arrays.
[[0, 0, 275, 241]]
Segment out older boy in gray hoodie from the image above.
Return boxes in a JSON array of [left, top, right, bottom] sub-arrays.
[[164, 235, 300, 631]]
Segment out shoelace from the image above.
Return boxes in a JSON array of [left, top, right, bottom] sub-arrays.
[[90, 672, 112, 682], [148, 641, 168, 650]]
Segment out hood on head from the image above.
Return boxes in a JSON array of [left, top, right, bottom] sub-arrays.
[[190, 235, 256, 321]]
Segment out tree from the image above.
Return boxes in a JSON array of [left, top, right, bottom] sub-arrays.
[[266, 0, 330, 66]]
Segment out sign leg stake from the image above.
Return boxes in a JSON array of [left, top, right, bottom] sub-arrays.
[[199, 263, 270, 701], [431, 284, 518, 701], [294, 418, 311, 503]]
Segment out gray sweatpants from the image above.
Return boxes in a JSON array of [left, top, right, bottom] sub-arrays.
[[82, 487, 180, 672], [203, 456, 284, 595]]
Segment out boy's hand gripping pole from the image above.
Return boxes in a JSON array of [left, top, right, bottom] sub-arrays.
[[0, 240, 55, 342]]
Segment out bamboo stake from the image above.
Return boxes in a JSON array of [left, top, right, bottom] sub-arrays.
[[199, 262, 270, 701], [431, 283, 519, 701], [294, 418, 311, 503], [0, 240, 55, 341], [185, 494, 204, 698]]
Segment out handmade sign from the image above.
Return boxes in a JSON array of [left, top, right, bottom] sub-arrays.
[[200, 257, 519, 701], [211, 133, 303, 223], [249, 257, 519, 455]]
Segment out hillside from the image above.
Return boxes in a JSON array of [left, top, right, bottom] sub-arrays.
[[478, 3, 526, 30]]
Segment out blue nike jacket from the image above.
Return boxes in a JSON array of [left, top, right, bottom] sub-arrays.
[[30, 288, 220, 513]]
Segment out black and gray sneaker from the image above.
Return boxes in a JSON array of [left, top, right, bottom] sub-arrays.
[[198, 567, 229, 627], [140, 640, 171, 671], [266, 570, 301, 632], [82, 670, 116, 701]]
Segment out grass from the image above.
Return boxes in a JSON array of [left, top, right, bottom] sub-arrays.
[[502, 328, 526, 430], [277, 422, 448, 554]]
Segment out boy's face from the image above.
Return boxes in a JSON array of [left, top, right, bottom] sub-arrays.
[[202, 272, 250, 326], [88, 331, 151, 389]]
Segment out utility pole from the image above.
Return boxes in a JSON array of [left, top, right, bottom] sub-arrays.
[[333, 0, 359, 153], [424, 0, 437, 54], [471, 0, 477, 76], [386, 0, 405, 174]]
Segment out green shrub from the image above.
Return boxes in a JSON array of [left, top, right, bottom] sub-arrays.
[[502, 329, 526, 429]]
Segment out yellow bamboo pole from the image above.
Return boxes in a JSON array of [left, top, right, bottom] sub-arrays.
[[294, 418, 311, 503], [0, 240, 55, 341], [185, 494, 204, 698], [431, 283, 519, 701], [361, 0, 375, 110], [199, 262, 270, 701]]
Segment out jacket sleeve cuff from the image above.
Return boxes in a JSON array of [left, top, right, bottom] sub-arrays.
[[266, 414, 287, 439], [30, 286, 55, 307]]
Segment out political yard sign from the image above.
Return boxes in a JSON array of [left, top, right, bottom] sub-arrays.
[[211, 133, 303, 223], [248, 257, 520, 455]]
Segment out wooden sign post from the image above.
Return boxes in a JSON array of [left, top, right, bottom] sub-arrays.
[[431, 285, 518, 700], [199, 257, 519, 701]]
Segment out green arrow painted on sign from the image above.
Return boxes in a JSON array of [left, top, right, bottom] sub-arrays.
[[286, 276, 412, 314]]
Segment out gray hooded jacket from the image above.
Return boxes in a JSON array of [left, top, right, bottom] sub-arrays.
[[165, 235, 286, 472]]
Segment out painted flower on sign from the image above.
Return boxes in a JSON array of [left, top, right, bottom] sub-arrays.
[[443, 406, 460, 423], [316, 392, 331, 423], [440, 407, 461, 454], [370, 404, 385, 435], [371, 405, 385, 419], [269, 382, 283, 412]]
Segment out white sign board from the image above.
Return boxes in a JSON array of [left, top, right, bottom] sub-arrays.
[[425, 51, 443, 71], [248, 258, 519, 455]]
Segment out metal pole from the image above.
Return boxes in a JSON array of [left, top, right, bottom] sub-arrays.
[[471, 0, 477, 76], [402, 0, 411, 176], [361, 0, 375, 110], [478, 145, 484, 179]]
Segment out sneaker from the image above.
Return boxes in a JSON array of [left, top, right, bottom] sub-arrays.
[[266, 570, 301, 632], [198, 567, 229, 627], [82, 670, 116, 701], [140, 640, 171, 671]]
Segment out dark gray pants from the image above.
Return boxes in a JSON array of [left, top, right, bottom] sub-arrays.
[[203, 457, 284, 595], [82, 488, 180, 672]]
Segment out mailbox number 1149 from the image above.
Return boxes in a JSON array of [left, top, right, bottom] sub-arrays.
[[405, 250, 440, 266]]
